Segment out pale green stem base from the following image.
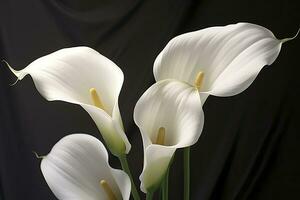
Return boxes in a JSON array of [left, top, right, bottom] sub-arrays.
[[146, 191, 154, 200], [119, 154, 140, 200], [161, 168, 169, 200]]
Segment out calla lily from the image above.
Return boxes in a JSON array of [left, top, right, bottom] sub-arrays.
[[134, 80, 204, 193], [154, 23, 294, 103], [40, 134, 131, 200], [6, 47, 130, 156]]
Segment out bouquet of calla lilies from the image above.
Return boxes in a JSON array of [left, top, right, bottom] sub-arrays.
[[5, 23, 298, 200]]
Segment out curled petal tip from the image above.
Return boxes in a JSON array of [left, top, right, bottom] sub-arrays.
[[32, 151, 45, 159], [281, 27, 300, 43], [2, 59, 22, 84], [2, 60, 18, 75], [2, 60, 19, 86], [1, 59, 8, 65], [9, 78, 19, 86]]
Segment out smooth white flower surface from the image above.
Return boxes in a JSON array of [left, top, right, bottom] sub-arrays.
[[7, 47, 130, 156], [154, 23, 284, 102], [134, 80, 204, 192], [41, 134, 131, 200]]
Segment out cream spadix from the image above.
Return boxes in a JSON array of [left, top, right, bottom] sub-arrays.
[[134, 80, 204, 193], [6, 47, 130, 156], [154, 23, 293, 103], [194, 71, 204, 90], [100, 180, 118, 200], [90, 88, 106, 111], [40, 134, 131, 200], [155, 127, 166, 145]]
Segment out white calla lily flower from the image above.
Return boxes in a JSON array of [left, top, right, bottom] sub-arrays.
[[134, 80, 204, 193], [40, 134, 131, 200], [7, 47, 130, 156], [154, 23, 292, 103]]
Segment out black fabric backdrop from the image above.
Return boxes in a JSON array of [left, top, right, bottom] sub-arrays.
[[0, 0, 299, 199]]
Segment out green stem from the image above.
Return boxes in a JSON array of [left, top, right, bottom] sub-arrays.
[[161, 168, 169, 200], [183, 147, 190, 200], [146, 191, 154, 200], [118, 154, 140, 200]]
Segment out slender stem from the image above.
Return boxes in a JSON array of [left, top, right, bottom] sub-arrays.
[[161, 151, 175, 200], [183, 147, 190, 200], [118, 154, 140, 200], [161, 168, 169, 200], [146, 191, 154, 200]]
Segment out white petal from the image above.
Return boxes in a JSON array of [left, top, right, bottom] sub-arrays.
[[40, 134, 131, 200], [134, 80, 204, 149], [134, 80, 204, 192], [14, 47, 123, 114], [154, 23, 282, 97], [8, 47, 130, 154], [139, 145, 176, 193]]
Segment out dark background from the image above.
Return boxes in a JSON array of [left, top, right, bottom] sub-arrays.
[[0, 0, 299, 199]]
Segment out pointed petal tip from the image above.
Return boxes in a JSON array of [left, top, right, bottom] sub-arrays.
[[9, 78, 19, 86], [2, 60, 19, 76], [32, 151, 46, 159], [281, 27, 300, 43], [2, 59, 26, 84]]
